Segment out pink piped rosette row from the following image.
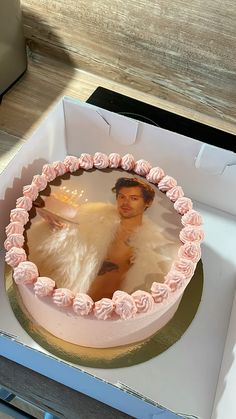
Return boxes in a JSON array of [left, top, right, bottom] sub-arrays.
[[5, 152, 204, 321]]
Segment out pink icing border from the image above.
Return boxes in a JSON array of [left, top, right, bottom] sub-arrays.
[[5, 153, 204, 321]]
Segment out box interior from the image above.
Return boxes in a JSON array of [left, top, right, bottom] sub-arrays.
[[1, 97, 236, 418]]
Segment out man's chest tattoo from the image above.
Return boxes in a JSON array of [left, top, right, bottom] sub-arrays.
[[98, 260, 119, 276]]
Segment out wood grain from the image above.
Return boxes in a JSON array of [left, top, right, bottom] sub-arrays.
[[0, 3, 235, 414], [20, 0, 236, 125], [0, 52, 235, 151], [0, 51, 235, 168], [0, 356, 132, 418]]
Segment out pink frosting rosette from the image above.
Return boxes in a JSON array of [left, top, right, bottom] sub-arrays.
[[42, 164, 57, 182], [121, 154, 135, 171], [112, 290, 126, 302], [52, 288, 75, 307], [64, 155, 80, 172], [113, 290, 137, 320], [93, 152, 109, 169], [4, 234, 25, 251], [5, 247, 26, 268], [164, 270, 186, 291], [79, 153, 94, 170], [10, 208, 29, 225], [34, 277, 55, 297], [181, 210, 203, 227], [23, 184, 38, 201], [150, 282, 170, 303], [166, 186, 184, 202], [52, 161, 67, 176], [94, 298, 115, 320], [73, 293, 94, 316], [108, 153, 121, 168], [178, 242, 201, 263], [134, 159, 152, 176], [172, 258, 195, 279], [174, 197, 193, 215], [16, 196, 32, 211], [13, 261, 38, 285], [180, 226, 204, 243], [158, 175, 177, 192], [32, 174, 48, 191], [5, 222, 24, 237], [146, 166, 165, 184], [131, 290, 154, 313]]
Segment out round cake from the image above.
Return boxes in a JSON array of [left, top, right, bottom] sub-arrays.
[[4, 153, 204, 348]]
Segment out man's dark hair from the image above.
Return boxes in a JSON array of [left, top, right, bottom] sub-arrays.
[[112, 177, 155, 204]]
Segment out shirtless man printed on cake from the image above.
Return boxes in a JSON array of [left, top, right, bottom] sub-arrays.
[[32, 176, 170, 301], [87, 177, 155, 300]]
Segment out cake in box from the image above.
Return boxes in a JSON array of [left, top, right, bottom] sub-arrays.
[[4, 152, 204, 348]]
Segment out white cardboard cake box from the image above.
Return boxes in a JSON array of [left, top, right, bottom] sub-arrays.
[[0, 96, 236, 419]]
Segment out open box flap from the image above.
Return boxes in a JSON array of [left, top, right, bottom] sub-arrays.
[[63, 97, 236, 217], [0, 100, 66, 249]]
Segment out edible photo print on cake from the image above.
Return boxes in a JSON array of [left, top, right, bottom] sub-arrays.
[[27, 170, 181, 301]]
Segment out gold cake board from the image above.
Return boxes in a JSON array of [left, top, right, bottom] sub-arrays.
[[5, 261, 203, 369]]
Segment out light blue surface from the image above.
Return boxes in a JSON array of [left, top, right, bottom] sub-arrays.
[[0, 333, 179, 418]]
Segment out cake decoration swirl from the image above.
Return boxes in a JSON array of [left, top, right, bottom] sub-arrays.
[[4, 234, 25, 251], [52, 288, 75, 307], [42, 163, 57, 182], [16, 196, 32, 211], [32, 174, 48, 191], [134, 159, 152, 176], [166, 185, 184, 202], [93, 152, 109, 169], [23, 184, 39, 201], [79, 153, 94, 169], [13, 261, 38, 285], [34, 276, 55, 297], [150, 282, 170, 303], [113, 290, 137, 320], [5, 247, 27, 267], [181, 209, 203, 226], [172, 258, 196, 279], [108, 153, 121, 168], [164, 270, 186, 291], [146, 166, 165, 184], [158, 175, 177, 192], [64, 155, 80, 172], [120, 154, 135, 171], [10, 208, 29, 225], [178, 242, 201, 263], [131, 290, 154, 313], [94, 298, 115, 320], [174, 197, 193, 215], [6, 222, 24, 236], [51, 161, 67, 177], [179, 226, 205, 243], [73, 293, 94, 316]]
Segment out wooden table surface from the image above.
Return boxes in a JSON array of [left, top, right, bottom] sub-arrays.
[[0, 52, 235, 418], [0, 52, 235, 171], [21, 0, 236, 129], [0, 356, 132, 418]]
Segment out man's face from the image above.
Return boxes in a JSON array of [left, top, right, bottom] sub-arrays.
[[116, 186, 151, 219]]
